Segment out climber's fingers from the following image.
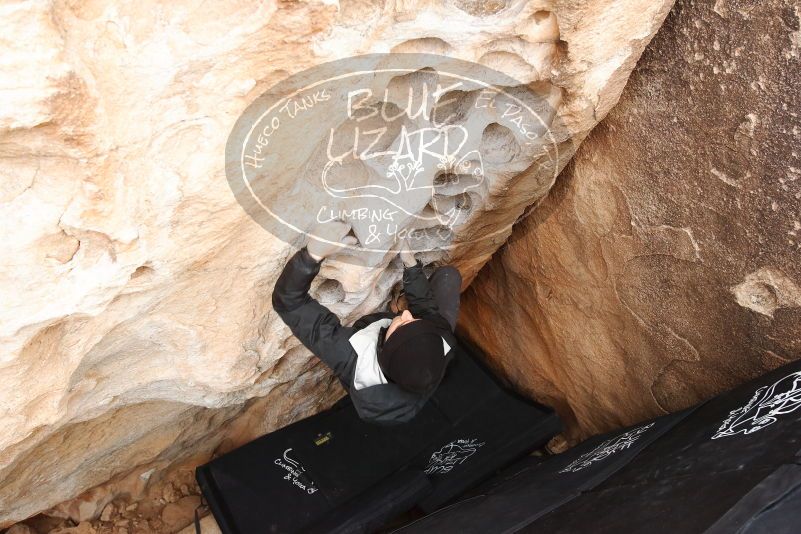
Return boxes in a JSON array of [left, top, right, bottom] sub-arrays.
[[307, 220, 358, 260], [399, 236, 417, 267]]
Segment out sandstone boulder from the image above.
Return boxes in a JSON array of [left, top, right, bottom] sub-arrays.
[[460, 0, 801, 440], [0, 0, 672, 523]]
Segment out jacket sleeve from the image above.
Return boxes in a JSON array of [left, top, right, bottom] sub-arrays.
[[402, 260, 451, 331], [271, 247, 355, 379]]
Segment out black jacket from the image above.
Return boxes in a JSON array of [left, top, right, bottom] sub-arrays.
[[271, 247, 456, 425]]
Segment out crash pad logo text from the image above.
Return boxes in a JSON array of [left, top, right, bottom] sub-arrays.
[[425, 437, 486, 475], [559, 423, 656, 474], [712, 371, 801, 439], [274, 448, 318, 495]]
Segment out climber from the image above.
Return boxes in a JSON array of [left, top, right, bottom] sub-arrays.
[[271, 221, 461, 424]]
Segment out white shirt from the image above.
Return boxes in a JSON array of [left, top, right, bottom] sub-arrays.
[[349, 318, 452, 391]]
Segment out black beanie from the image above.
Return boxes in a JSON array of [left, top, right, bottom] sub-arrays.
[[378, 319, 448, 395]]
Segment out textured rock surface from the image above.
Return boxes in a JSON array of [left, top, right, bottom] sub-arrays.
[[0, 0, 672, 524], [460, 0, 801, 441]]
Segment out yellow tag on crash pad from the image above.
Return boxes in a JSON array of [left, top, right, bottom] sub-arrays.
[[314, 432, 332, 446]]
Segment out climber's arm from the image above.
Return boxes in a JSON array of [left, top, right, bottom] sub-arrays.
[[399, 245, 452, 332], [271, 247, 354, 378]]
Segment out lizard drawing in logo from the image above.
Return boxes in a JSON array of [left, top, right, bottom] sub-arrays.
[[559, 423, 656, 474], [711, 371, 801, 439], [320, 123, 485, 230], [425, 438, 486, 475]]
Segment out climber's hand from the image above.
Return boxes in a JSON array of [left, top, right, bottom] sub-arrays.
[[306, 221, 358, 261], [399, 236, 418, 268]]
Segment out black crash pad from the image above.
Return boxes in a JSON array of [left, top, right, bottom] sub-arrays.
[[521, 358, 801, 534], [196, 338, 560, 534], [399, 357, 801, 534], [704, 463, 801, 534], [394, 407, 696, 534]]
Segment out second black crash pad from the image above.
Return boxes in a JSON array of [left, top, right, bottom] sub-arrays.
[[196, 338, 561, 534], [394, 407, 696, 534], [398, 357, 801, 534], [521, 358, 801, 534]]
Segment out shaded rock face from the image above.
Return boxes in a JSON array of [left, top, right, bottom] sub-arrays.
[[0, 0, 673, 524], [460, 0, 801, 441]]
